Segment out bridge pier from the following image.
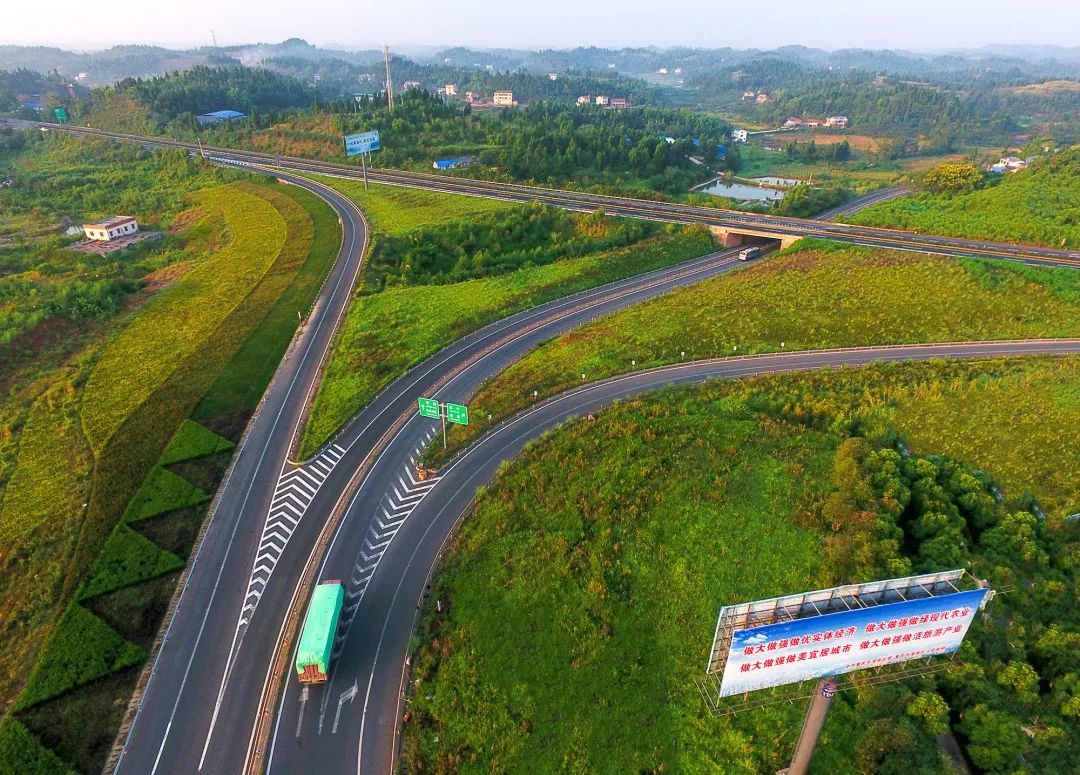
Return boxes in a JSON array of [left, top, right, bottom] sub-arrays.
[[709, 227, 743, 248]]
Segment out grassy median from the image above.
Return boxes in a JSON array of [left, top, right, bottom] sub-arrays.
[[298, 178, 716, 458]]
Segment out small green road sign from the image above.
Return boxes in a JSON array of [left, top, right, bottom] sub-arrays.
[[446, 402, 469, 425], [53, 107, 68, 123], [418, 397, 440, 419]]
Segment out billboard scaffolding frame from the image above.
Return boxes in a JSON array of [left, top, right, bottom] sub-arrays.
[[706, 569, 981, 679], [699, 569, 992, 774]]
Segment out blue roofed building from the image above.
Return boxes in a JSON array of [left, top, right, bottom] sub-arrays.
[[17, 94, 44, 112], [196, 109, 247, 126], [432, 156, 474, 170]]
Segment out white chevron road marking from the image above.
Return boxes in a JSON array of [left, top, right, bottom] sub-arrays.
[[337, 462, 442, 631], [234, 447, 347, 637]]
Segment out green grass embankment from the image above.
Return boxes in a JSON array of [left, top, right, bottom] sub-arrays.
[[0, 178, 341, 774], [845, 148, 1080, 248], [428, 243, 1080, 467], [405, 357, 1080, 774]]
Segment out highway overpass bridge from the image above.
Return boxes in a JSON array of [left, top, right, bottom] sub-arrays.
[[708, 223, 801, 249]]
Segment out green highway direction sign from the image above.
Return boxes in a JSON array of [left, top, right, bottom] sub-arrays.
[[417, 397, 440, 419], [446, 402, 469, 425]]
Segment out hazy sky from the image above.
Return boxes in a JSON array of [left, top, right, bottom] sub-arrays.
[[5, 0, 1079, 52]]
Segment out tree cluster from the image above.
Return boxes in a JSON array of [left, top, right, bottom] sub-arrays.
[[784, 139, 851, 162], [107, 65, 316, 128], [803, 434, 1076, 774], [364, 202, 653, 291], [920, 162, 984, 195]]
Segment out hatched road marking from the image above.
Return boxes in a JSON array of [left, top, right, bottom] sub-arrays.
[[335, 430, 441, 652], [239, 444, 347, 627]]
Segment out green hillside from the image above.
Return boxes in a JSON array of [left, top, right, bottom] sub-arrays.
[[847, 149, 1080, 248]]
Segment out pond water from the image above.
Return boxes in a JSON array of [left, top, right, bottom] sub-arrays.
[[698, 180, 786, 202]]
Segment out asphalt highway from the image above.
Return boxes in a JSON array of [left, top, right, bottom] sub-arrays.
[[9, 119, 1080, 268], [23, 117, 1074, 774], [267, 339, 1080, 775], [233, 157, 1080, 269], [66, 117, 876, 774], [111, 171, 369, 774], [115, 233, 759, 774]]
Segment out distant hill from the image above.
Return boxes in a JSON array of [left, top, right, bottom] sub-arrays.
[[6, 40, 1080, 90], [0, 44, 215, 85], [421, 44, 1080, 80], [226, 38, 381, 68], [969, 43, 1080, 64]]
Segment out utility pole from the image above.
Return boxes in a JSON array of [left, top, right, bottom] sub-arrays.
[[383, 44, 395, 112], [211, 30, 218, 48]]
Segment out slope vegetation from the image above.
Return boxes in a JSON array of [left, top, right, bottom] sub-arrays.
[[406, 357, 1080, 774], [846, 148, 1080, 248], [431, 243, 1080, 482], [0, 175, 340, 773]]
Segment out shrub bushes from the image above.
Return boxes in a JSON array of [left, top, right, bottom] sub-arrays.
[[15, 606, 143, 711], [80, 525, 183, 600], [0, 717, 75, 775]]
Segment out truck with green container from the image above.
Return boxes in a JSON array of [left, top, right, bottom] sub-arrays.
[[296, 580, 345, 684]]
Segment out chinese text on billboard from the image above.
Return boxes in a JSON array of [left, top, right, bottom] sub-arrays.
[[343, 131, 380, 157], [719, 587, 988, 697]]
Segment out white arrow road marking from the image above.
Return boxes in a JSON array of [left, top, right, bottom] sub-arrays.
[[332, 680, 359, 734], [236, 450, 346, 628], [201, 447, 348, 768], [296, 686, 309, 738], [363, 536, 393, 552], [338, 463, 441, 629]]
